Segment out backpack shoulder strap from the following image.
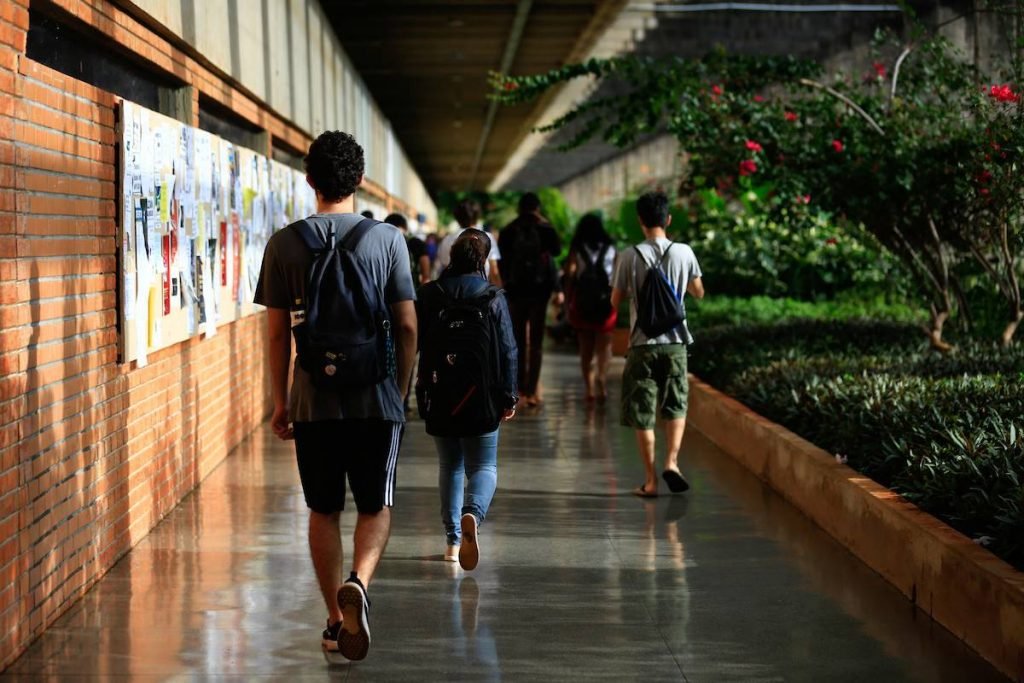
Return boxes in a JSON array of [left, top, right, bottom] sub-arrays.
[[291, 219, 326, 252], [339, 217, 379, 252], [632, 245, 654, 269], [657, 242, 676, 270]]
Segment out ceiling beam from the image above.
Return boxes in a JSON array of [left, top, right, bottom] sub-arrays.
[[488, 0, 636, 190], [466, 0, 534, 190]]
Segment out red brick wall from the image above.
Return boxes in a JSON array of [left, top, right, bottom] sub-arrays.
[[0, 0, 412, 669]]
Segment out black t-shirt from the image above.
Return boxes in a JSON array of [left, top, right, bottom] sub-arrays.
[[497, 215, 562, 298], [406, 235, 427, 282]]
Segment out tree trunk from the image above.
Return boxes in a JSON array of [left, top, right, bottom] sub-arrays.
[[1000, 309, 1023, 347], [927, 308, 953, 352]]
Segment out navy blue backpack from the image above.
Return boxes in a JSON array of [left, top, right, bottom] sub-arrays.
[[634, 243, 686, 339], [291, 218, 392, 391]]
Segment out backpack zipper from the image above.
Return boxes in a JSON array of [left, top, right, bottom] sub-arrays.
[[451, 385, 477, 416]]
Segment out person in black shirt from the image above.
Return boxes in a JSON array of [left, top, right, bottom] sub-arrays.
[[497, 193, 562, 407], [384, 212, 430, 287]]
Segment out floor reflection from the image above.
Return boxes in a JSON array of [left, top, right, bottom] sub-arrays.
[[2, 354, 1008, 681]]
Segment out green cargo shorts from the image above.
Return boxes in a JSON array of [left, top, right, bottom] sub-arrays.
[[620, 344, 689, 430]]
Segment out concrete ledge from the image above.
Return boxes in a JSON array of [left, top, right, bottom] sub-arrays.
[[687, 375, 1024, 682]]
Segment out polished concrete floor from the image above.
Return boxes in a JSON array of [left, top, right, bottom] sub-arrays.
[[3, 354, 1007, 681]]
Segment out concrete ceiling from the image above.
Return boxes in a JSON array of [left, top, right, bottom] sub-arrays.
[[323, 0, 630, 192]]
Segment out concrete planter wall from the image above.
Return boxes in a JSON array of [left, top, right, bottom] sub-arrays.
[[687, 376, 1024, 682]]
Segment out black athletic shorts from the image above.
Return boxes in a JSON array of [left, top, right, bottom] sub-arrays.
[[292, 420, 403, 514]]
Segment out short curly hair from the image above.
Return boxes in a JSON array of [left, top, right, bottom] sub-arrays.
[[304, 131, 364, 202]]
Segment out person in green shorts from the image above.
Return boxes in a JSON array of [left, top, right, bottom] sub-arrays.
[[610, 191, 705, 498]]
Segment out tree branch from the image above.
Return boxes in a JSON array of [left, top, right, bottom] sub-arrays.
[[889, 46, 913, 108], [798, 79, 886, 135]]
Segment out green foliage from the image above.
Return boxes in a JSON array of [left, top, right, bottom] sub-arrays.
[[435, 190, 521, 231], [679, 187, 909, 300], [492, 25, 1024, 346], [604, 184, 909, 302], [686, 295, 923, 329], [689, 321, 1024, 569], [536, 187, 577, 256], [436, 188, 577, 250]]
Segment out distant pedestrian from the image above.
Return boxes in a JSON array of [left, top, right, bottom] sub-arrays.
[[385, 212, 431, 287], [436, 199, 502, 285], [425, 233, 439, 270], [564, 214, 617, 403], [255, 131, 418, 660], [497, 193, 562, 407], [416, 230, 518, 569], [610, 191, 704, 498]]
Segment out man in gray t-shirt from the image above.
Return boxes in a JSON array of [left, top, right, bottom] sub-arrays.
[[611, 191, 704, 500], [253, 131, 417, 662]]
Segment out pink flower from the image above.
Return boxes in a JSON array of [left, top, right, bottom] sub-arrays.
[[831, 139, 845, 153], [796, 194, 811, 205], [784, 111, 799, 122], [711, 84, 723, 96], [980, 188, 991, 196], [825, 237, 838, 246], [745, 139, 763, 153], [872, 62, 887, 79], [504, 81, 518, 92], [753, 94, 765, 103], [976, 169, 993, 185], [738, 159, 758, 176], [989, 84, 1019, 103]]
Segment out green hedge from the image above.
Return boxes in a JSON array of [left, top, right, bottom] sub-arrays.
[[690, 321, 1024, 570], [685, 295, 922, 330]]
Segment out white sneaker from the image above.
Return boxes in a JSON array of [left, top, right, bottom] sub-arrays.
[[459, 514, 480, 571], [444, 545, 460, 562]]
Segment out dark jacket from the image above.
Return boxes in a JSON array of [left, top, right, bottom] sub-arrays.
[[415, 273, 519, 409], [497, 214, 562, 298]]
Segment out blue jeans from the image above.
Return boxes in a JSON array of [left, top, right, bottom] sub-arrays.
[[435, 429, 499, 546]]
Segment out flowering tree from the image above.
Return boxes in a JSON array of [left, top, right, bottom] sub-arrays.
[[491, 32, 1024, 347]]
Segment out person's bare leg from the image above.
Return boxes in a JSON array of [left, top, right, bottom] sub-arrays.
[[578, 330, 596, 399], [594, 332, 612, 399], [309, 510, 343, 623], [663, 418, 687, 473], [351, 507, 392, 587], [635, 429, 657, 493]]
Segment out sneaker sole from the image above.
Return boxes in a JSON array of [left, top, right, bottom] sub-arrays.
[[459, 514, 479, 571], [337, 585, 370, 661]]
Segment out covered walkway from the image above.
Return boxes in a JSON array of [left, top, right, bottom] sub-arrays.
[[2, 355, 1002, 681]]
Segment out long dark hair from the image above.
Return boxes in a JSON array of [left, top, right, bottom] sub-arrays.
[[570, 213, 612, 254], [445, 228, 491, 276]]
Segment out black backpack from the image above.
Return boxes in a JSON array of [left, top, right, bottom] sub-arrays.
[[291, 218, 392, 391], [634, 243, 686, 339], [417, 283, 502, 437], [508, 223, 556, 293], [574, 244, 613, 324]]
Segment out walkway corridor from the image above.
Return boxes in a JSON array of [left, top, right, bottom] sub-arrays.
[[3, 355, 1005, 681]]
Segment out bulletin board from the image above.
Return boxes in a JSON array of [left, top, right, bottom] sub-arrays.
[[118, 100, 315, 366]]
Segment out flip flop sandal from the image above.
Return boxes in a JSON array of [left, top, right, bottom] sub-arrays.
[[632, 484, 658, 498], [662, 469, 690, 494]]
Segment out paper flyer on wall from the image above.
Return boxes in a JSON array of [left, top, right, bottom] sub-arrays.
[[117, 99, 328, 363], [134, 249, 150, 368]]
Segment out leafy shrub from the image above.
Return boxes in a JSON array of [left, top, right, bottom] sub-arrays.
[[686, 295, 921, 330], [690, 322, 1024, 569], [678, 188, 909, 301], [690, 319, 924, 387]]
